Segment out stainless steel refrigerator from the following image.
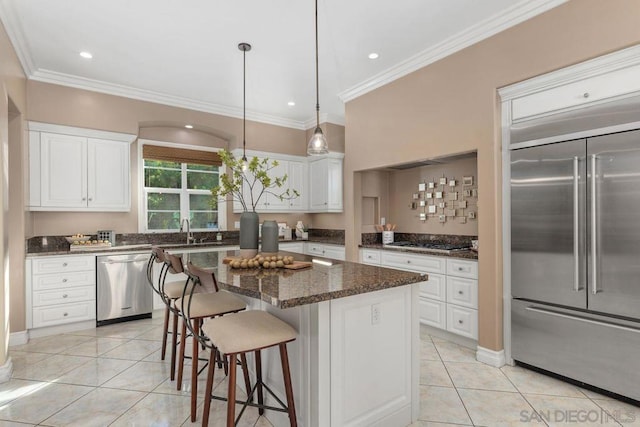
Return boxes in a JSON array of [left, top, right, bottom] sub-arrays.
[[511, 128, 640, 401]]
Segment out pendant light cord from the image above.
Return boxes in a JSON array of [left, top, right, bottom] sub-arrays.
[[315, 0, 320, 127], [243, 45, 247, 158]]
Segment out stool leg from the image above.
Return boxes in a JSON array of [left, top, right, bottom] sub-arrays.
[[279, 343, 297, 427], [240, 353, 251, 402], [161, 304, 170, 360], [202, 348, 217, 427], [170, 307, 178, 381], [227, 353, 237, 427], [255, 350, 264, 415], [177, 319, 187, 389], [191, 318, 200, 422]]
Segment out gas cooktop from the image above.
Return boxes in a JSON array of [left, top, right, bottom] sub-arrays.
[[383, 241, 471, 254]]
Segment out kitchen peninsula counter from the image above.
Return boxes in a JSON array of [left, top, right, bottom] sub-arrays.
[[185, 250, 425, 308], [175, 248, 424, 427]]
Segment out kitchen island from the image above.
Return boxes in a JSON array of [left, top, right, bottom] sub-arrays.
[[184, 249, 426, 427]]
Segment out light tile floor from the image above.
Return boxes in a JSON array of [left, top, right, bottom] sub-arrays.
[[2, 317, 638, 426]]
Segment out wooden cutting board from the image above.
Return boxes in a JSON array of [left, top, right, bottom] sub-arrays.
[[282, 261, 312, 270]]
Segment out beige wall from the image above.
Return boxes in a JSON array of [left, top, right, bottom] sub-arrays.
[[344, 0, 640, 351], [0, 19, 27, 354], [386, 157, 478, 235], [359, 170, 390, 233]]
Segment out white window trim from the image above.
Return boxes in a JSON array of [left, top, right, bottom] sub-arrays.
[[137, 139, 227, 233]]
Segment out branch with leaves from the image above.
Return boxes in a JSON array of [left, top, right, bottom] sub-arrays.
[[211, 149, 300, 212]]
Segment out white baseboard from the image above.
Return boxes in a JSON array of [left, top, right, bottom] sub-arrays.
[[476, 346, 506, 367], [0, 357, 12, 383], [9, 330, 29, 347], [28, 320, 95, 339]]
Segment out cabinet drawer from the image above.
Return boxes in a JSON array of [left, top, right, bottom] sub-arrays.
[[32, 270, 96, 291], [419, 274, 445, 301], [446, 259, 478, 279], [306, 243, 325, 256], [32, 301, 96, 328], [447, 305, 478, 340], [381, 251, 446, 274], [511, 63, 640, 121], [32, 285, 95, 307], [32, 255, 95, 274], [419, 298, 446, 329], [446, 276, 478, 308], [360, 249, 381, 265]]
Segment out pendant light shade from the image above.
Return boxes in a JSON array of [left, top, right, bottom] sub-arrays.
[[307, 0, 329, 155], [239, 42, 251, 170]]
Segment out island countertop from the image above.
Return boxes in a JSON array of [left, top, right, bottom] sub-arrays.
[[184, 249, 426, 309]]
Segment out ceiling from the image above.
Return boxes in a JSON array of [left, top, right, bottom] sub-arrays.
[[0, 0, 565, 130]]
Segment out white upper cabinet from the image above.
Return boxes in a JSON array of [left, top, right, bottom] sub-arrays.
[[309, 156, 343, 212], [287, 160, 307, 211], [29, 122, 135, 212]]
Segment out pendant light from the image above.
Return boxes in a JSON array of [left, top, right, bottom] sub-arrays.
[[239, 42, 251, 170], [307, 0, 329, 155]]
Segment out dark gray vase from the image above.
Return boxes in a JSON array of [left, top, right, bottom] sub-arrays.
[[261, 220, 279, 254], [239, 211, 259, 256]]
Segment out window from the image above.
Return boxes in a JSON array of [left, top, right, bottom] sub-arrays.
[[141, 144, 224, 232]]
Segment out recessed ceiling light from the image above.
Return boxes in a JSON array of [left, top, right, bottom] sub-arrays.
[[184, 124, 193, 129], [287, 101, 296, 107], [368, 52, 379, 60], [79, 51, 93, 59]]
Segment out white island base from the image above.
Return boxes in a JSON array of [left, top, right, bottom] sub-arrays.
[[233, 283, 421, 427]]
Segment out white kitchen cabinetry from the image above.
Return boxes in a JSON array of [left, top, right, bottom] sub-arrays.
[[279, 241, 305, 254], [26, 255, 96, 331], [28, 122, 135, 212], [231, 150, 309, 213], [309, 156, 343, 212], [305, 242, 345, 260], [361, 248, 478, 339]]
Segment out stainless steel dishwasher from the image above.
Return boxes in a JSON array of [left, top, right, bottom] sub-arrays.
[[96, 253, 152, 325]]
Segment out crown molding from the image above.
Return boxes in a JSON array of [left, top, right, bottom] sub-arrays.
[[0, 0, 35, 75], [303, 113, 346, 130], [31, 69, 309, 130], [338, 0, 568, 103]]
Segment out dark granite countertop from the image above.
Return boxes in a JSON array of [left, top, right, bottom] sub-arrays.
[[359, 243, 478, 260], [184, 249, 425, 308]]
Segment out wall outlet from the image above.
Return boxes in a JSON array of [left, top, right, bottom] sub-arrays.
[[234, 221, 240, 228], [371, 303, 381, 325]]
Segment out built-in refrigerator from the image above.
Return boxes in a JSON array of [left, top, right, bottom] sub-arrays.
[[511, 128, 640, 401]]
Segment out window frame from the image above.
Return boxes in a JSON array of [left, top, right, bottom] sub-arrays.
[[138, 139, 226, 233]]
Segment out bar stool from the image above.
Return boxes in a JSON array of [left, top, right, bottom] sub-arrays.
[[201, 310, 298, 427], [175, 261, 248, 422], [153, 248, 195, 380]]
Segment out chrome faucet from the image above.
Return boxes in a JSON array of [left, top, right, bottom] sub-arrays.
[[180, 219, 195, 244]]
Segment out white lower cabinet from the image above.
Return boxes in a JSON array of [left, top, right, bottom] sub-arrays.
[[279, 242, 305, 254], [27, 255, 97, 330], [305, 242, 345, 260], [360, 248, 478, 340]]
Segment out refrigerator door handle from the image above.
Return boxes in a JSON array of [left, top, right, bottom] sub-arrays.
[[524, 306, 640, 334], [573, 156, 580, 292], [591, 154, 599, 295]]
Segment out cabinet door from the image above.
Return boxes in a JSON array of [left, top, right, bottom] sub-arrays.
[[327, 158, 343, 211], [40, 133, 87, 207], [264, 159, 288, 210], [323, 245, 345, 261], [309, 159, 328, 210], [87, 138, 130, 210], [287, 161, 307, 211]]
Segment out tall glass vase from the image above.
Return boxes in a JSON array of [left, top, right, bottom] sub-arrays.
[[239, 211, 259, 258]]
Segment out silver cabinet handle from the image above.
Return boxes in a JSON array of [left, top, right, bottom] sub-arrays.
[[458, 319, 463, 324], [62, 263, 68, 267], [62, 278, 67, 283], [82, 197, 86, 201], [62, 294, 68, 298], [583, 92, 590, 98], [591, 155, 599, 295], [63, 312, 68, 317], [457, 267, 464, 271], [88, 197, 93, 201], [573, 156, 580, 292], [458, 290, 463, 295], [407, 260, 411, 264]]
